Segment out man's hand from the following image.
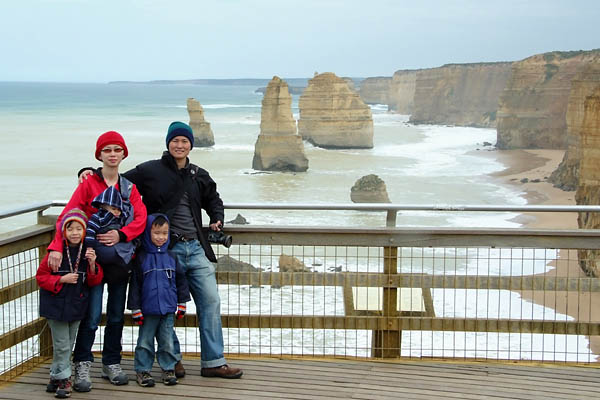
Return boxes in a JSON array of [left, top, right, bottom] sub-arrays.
[[132, 310, 144, 326], [78, 169, 94, 184], [209, 220, 223, 232], [59, 273, 79, 284], [48, 251, 63, 272], [96, 230, 120, 246]]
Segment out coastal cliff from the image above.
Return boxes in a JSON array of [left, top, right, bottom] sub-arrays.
[[388, 70, 417, 114], [253, 76, 308, 172], [298, 72, 374, 149], [549, 63, 600, 190], [575, 86, 600, 276], [409, 62, 512, 128], [496, 50, 600, 150], [359, 77, 392, 105], [187, 98, 214, 147]]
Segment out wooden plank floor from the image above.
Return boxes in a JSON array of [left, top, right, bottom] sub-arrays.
[[1, 357, 599, 399]]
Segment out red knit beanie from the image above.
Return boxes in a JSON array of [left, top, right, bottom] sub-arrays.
[[95, 131, 129, 161]]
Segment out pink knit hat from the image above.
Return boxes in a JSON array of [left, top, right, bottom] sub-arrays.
[[61, 208, 88, 233]]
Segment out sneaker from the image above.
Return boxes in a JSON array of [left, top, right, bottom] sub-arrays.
[[174, 360, 185, 378], [46, 378, 59, 393], [55, 379, 72, 398], [161, 370, 178, 386], [136, 371, 155, 387], [73, 361, 92, 392], [101, 363, 129, 385]]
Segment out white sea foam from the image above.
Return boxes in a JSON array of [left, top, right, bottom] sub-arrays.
[[369, 104, 389, 111]]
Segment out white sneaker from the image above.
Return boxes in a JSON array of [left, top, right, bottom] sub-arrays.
[[73, 361, 92, 392]]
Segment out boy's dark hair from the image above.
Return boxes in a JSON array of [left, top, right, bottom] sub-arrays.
[[152, 215, 169, 228]]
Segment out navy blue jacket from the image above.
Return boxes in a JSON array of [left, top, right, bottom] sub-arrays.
[[127, 214, 190, 315]]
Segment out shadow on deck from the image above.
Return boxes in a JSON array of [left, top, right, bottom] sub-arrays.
[[0, 357, 599, 400]]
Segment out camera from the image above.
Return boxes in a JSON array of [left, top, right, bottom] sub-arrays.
[[207, 230, 233, 248]]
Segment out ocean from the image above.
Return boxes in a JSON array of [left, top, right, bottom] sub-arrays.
[[0, 82, 592, 362]]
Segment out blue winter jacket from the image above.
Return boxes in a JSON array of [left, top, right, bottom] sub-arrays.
[[127, 214, 190, 315]]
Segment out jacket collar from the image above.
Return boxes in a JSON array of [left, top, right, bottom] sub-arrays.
[[161, 151, 190, 173]]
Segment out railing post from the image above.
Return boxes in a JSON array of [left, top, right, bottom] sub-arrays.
[[37, 210, 54, 358], [372, 210, 400, 358]]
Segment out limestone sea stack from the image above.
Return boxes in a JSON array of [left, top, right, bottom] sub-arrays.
[[252, 76, 308, 172], [350, 174, 391, 203], [187, 98, 215, 147], [409, 62, 512, 128], [496, 50, 600, 150], [549, 63, 600, 190], [298, 72, 374, 149], [575, 86, 600, 276]]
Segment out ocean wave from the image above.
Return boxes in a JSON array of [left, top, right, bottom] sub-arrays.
[[369, 104, 389, 111], [203, 104, 261, 109]]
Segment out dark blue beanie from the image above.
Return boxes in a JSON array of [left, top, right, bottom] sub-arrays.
[[166, 121, 194, 148]]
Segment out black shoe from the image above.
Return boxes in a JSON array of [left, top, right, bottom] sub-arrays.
[[46, 378, 59, 393]]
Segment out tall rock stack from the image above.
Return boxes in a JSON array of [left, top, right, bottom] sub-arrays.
[[298, 72, 374, 149], [187, 98, 214, 147], [496, 50, 600, 150], [252, 76, 308, 172], [359, 77, 392, 105], [575, 86, 600, 276], [549, 63, 600, 190]]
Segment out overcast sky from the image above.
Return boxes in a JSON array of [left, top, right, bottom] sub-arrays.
[[1, 0, 598, 82]]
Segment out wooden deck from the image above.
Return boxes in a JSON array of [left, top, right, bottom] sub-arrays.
[[1, 357, 599, 400]]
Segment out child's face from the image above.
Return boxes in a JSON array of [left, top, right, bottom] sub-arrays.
[[150, 223, 169, 247], [101, 204, 122, 217], [65, 221, 85, 245]]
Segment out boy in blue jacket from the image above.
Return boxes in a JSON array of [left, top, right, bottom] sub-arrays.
[[127, 214, 190, 387]]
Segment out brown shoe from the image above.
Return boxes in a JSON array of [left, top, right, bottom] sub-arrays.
[[174, 360, 185, 378], [201, 365, 243, 379]]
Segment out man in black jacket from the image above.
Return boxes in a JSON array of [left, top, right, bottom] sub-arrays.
[[122, 121, 242, 379]]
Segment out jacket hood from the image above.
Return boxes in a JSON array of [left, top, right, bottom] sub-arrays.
[[142, 213, 170, 253], [91, 186, 123, 210]]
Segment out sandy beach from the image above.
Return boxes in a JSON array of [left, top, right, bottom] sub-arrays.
[[485, 148, 599, 361]]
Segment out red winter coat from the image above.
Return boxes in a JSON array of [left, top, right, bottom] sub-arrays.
[[48, 171, 147, 253]]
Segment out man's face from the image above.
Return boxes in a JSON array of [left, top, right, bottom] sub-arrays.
[[168, 136, 191, 161]]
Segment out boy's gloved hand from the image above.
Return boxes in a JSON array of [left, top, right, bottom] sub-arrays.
[[176, 304, 186, 320], [132, 310, 144, 326]]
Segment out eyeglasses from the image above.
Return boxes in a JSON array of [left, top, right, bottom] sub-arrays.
[[101, 147, 124, 154]]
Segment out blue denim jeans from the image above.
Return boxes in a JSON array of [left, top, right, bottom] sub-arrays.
[[134, 314, 177, 372], [72, 279, 128, 365], [171, 240, 226, 368], [47, 319, 80, 380]]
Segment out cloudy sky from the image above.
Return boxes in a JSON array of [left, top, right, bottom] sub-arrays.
[[1, 0, 598, 82]]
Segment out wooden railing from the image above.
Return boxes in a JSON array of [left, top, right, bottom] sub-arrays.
[[2, 202, 600, 380]]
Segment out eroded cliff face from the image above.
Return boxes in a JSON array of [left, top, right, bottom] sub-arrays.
[[388, 70, 417, 114], [358, 77, 392, 105], [187, 98, 214, 147], [496, 50, 600, 150], [409, 62, 511, 128], [575, 86, 600, 276], [253, 76, 308, 172], [298, 72, 373, 149], [549, 63, 600, 190]]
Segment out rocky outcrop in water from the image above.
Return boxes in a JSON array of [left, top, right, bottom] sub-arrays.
[[279, 254, 311, 272], [575, 86, 600, 276], [496, 50, 600, 150], [187, 98, 215, 147], [298, 72, 374, 149], [549, 63, 600, 190], [253, 76, 308, 172], [350, 174, 391, 203], [388, 70, 418, 114], [359, 77, 392, 105], [409, 62, 512, 128]]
